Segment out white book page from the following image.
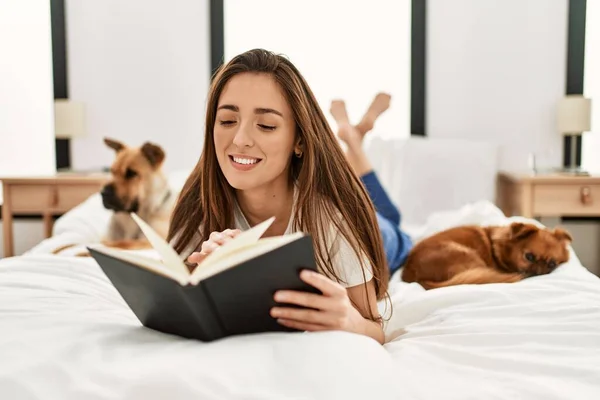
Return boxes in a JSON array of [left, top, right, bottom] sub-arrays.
[[190, 233, 304, 284], [197, 216, 276, 268], [130, 213, 190, 277], [89, 245, 190, 286]]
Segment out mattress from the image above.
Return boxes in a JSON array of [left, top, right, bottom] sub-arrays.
[[2, 201, 600, 399]]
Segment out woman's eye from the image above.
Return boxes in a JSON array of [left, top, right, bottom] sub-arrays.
[[219, 120, 235, 126], [258, 124, 276, 131], [524, 252, 536, 262]]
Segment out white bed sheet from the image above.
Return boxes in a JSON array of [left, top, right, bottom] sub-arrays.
[[2, 202, 600, 399]]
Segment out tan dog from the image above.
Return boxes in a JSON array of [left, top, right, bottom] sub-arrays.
[[52, 138, 175, 255], [401, 222, 572, 289], [99, 137, 175, 249]]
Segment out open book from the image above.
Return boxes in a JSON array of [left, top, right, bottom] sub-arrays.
[[87, 214, 318, 342]]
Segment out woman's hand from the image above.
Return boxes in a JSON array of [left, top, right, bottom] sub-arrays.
[[270, 270, 369, 336], [187, 229, 241, 265]]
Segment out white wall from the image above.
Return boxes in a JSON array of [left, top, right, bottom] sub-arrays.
[[582, 134, 600, 174], [583, 0, 600, 174], [0, 0, 56, 181], [65, 0, 211, 174], [224, 0, 411, 138], [427, 0, 568, 172]]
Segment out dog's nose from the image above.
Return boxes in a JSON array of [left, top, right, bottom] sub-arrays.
[[101, 184, 115, 197], [101, 184, 122, 211]]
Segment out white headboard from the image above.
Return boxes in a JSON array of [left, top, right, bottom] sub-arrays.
[[364, 135, 499, 229]]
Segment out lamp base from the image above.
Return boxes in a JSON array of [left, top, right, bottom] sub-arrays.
[[532, 166, 590, 176], [563, 134, 583, 171], [556, 166, 590, 176], [55, 138, 71, 170]]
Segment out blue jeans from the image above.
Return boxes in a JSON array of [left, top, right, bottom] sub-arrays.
[[360, 171, 412, 275]]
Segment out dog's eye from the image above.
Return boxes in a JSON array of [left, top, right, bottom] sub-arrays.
[[548, 260, 557, 269], [125, 168, 138, 179], [524, 252, 536, 262]]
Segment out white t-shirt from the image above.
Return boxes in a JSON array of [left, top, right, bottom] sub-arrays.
[[232, 195, 374, 289]]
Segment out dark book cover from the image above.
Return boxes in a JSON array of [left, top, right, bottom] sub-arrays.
[[88, 235, 319, 341]]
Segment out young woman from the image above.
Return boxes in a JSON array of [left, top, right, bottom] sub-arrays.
[[329, 96, 413, 276], [167, 48, 389, 344]]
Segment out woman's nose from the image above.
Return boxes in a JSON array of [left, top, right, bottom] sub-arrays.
[[232, 123, 254, 148]]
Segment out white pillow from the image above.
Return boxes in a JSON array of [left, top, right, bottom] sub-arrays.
[[365, 135, 500, 228]]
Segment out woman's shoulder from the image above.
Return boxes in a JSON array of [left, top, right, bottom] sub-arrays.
[[318, 204, 355, 243], [316, 204, 374, 287]]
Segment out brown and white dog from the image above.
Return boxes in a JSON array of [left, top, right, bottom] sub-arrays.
[[52, 138, 175, 255], [401, 222, 572, 289], [99, 137, 175, 249]]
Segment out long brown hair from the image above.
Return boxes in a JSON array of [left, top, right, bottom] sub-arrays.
[[168, 48, 389, 303]]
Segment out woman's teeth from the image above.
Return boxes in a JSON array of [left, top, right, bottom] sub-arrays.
[[232, 156, 259, 165]]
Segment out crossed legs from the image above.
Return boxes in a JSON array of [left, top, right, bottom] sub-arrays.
[[330, 93, 413, 274], [330, 93, 391, 177]]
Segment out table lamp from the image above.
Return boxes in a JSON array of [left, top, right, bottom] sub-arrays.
[[54, 99, 86, 139], [557, 95, 591, 175], [54, 99, 86, 170]]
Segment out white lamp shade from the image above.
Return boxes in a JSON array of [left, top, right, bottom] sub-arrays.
[[54, 99, 86, 139], [557, 95, 592, 134]]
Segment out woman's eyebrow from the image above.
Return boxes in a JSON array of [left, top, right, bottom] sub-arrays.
[[255, 108, 283, 117], [216, 104, 283, 117], [217, 104, 238, 112]]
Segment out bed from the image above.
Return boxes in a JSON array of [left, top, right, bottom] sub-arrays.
[[1, 137, 599, 399]]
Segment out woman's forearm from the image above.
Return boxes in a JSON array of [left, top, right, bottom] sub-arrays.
[[360, 317, 385, 344]]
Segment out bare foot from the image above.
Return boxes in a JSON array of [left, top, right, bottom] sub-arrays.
[[330, 99, 351, 125], [356, 93, 391, 136], [330, 98, 373, 176], [337, 123, 363, 151]]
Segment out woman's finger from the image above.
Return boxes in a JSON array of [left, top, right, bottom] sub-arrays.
[[209, 232, 227, 245], [270, 306, 338, 327], [187, 251, 207, 264], [201, 241, 219, 253], [274, 290, 335, 312], [276, 318, 328, 332], [299, 270, 346, 298], [208, 229, 240, 245], [220, 235, 235, 245], [222, 229, 241, 238]]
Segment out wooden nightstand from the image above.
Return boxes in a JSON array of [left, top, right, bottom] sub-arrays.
[[496, 171, 600, 218], [1, 173, 110, 257]]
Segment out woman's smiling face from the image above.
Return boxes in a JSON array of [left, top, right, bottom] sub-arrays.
[[213, 72, 299, 192]]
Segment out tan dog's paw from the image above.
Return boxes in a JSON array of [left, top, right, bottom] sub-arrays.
[[51, 244, 78, 255], [101, 239, 152, 250]]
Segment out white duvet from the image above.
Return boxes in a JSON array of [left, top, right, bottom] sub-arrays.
[[1, 201, 600, 399]]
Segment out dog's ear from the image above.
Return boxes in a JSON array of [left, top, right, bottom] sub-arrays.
[[104, 138, 125, 152], [553, 227, 573, 243], [510, 222, 538, 240], [141, 142, 165, 168]]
